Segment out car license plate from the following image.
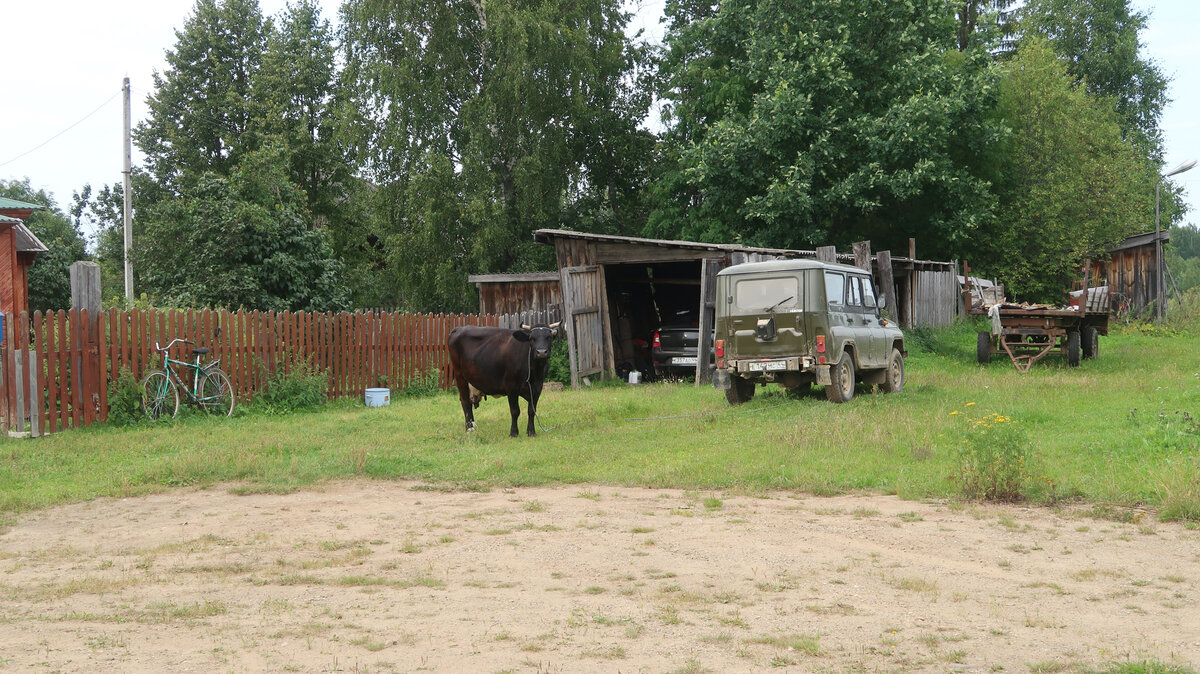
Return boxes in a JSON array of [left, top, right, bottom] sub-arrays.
[[747, 359, 788, 372], [672, 357, 698, 366]]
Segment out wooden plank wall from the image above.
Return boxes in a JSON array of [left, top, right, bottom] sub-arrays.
[[912, 270, 959, 327], [0, 308, 513, 437]]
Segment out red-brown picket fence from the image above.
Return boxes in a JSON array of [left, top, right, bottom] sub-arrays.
[[0, 308, 504, 437]]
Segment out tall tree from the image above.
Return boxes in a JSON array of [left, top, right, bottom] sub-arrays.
[[956, 0, 1018, 51], [135, 147, 349, 311], [1019, 0, 1169, 154], [135, 0, 271, 193], [339, 0, 654, 312], [977, 39, 1156, 301], [250, 0, 349, 227], [648, 0, 1001, 258], [0, 179, 90, 312]]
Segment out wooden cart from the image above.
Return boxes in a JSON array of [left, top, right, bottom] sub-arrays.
[[962, 261, 1110, 372]]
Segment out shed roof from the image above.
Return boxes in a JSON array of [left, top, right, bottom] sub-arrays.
[[14, 222, 48, 253], [468, 272, 561, 284], [1109, 230, 1169, 252], [531, 228, 956, 270]]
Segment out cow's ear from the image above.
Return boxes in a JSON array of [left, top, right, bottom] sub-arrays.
[[512, 330, 531, 342]]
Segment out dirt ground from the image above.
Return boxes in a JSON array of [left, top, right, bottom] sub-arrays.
[[1, 482, 1198, 673]]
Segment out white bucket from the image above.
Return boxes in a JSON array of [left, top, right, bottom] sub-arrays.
[[364, 388, 391, 407], [628, 371, 641, 384]]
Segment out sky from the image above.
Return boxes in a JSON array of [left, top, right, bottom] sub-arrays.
[[1, 0, 1195, 243]]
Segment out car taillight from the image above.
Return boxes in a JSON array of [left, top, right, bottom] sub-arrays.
[[816, 334, 826, 353], [652, 331, 661, 348], [714, 339, 724, 358]]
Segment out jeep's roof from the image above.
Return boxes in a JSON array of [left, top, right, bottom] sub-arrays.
[[717, 258, 867, 277]]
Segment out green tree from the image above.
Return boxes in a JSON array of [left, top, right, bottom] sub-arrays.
[[1019, 0, 1169, 154], [956, 0, 1018, 51], [977, 39, 1156, 301], [648, 0, 1001, 259], [135, 0, 270, 193], [135, 147, 349, 311], [339, 0, 654, 311], [0, 179, 90, 312]]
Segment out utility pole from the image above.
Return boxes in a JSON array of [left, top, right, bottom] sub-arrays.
[[122, 76, 134, 303]]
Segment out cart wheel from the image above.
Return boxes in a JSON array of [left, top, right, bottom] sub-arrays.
[[976, 332, 991, 365], [1082, 326, 1099, 359], [725, 376, 755, 405], [1066, 330, 1081, 367]]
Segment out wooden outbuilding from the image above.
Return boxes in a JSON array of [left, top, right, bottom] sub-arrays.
[[1087, 231, 1169, 317], [0, 197, 49, 319], [494, 229, 961, 387]]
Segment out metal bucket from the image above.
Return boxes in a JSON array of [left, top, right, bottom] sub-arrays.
[[364, 388, 391, 407]]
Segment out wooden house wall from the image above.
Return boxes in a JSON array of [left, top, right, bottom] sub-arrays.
[[0, 228, 19, 317], [477, 280, 562, 316]]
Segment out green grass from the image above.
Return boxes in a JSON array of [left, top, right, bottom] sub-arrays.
[[1, 318, 1198, 520]]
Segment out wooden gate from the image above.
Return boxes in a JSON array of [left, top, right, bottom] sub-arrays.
[[559, 265, 609, 388]]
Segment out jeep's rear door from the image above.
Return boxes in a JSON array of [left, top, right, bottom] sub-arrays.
[[725, 273, 806, 358]]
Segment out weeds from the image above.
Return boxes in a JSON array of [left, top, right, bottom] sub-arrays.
[[952, 411, 1033, 502]]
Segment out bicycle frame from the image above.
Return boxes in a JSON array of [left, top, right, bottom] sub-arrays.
[[153, 339, 223, 406]]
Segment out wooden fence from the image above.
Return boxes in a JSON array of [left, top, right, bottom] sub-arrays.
[[0, 307, 558, 437]]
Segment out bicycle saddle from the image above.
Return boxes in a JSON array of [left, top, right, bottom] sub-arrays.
[[192, 347, 211, 355]]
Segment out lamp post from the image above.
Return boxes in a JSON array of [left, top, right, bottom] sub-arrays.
[[1156, 159, 1197, 321]]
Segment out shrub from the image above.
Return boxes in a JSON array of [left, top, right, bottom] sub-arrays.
[[546, 337, 571, 385], [952, 411, 1033, 502], [401, 368, 443, 398], [106, 366, 146, 427], [255, 357, 328, 414]]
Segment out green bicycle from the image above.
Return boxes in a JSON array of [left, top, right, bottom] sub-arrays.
[[141, 337, 236, 419]]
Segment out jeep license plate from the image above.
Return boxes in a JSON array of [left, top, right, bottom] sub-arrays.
[[672, 357, 698, 366], [747, 359, 788, 372]]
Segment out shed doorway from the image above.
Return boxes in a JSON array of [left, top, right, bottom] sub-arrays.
[[603, 261, 704, 382]]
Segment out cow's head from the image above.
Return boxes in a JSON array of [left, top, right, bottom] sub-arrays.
[[518, 322, 560, 359]]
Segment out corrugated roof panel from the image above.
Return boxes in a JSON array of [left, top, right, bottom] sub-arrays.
[[0, 196, 46, 211]]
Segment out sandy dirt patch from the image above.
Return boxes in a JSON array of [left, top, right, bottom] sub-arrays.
[[1, 481, 1198, 673]]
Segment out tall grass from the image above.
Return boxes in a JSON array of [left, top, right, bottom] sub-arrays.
[[1, 315, 1197, 521]]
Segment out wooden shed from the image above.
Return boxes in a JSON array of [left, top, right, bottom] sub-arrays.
[[1087, 231, 1169, 317], [525, 229, 959, 386], [469, 272, 563, 317]]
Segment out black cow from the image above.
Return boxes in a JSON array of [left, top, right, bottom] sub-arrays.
[[447, 322, 560, 437]]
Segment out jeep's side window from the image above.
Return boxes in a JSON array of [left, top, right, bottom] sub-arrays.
[[847, 277, 863, 308], [861, 276, 878, 309], [824, 272, 845, 306]]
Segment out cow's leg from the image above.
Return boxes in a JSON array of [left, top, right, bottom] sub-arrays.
[[526, 391, 539, 437], [507, 394, 521, 438], [455, 376, 476, 432]]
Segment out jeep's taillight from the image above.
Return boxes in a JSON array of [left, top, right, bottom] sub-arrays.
[[652, 331, 661, 348], [816, 334, 826, 353], [714, 339, 724, 358]]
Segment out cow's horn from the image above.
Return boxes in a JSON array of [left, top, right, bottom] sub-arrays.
[[548, 321, 561, 330], [520, 323, 531, 331]]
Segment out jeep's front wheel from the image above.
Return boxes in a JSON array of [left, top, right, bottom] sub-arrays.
[[825, 352, 855, 403], [725, 376, 755, 405], [880, 348, 904, 394]]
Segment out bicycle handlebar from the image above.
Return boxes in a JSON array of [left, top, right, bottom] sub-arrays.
[[154, 338, 195, 352]]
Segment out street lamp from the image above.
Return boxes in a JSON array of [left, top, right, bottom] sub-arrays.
[[1156, 159, 1197, 321]]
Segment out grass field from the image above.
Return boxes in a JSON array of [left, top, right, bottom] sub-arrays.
[[2, 317, 1198, 522]]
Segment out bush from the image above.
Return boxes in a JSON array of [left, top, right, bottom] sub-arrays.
[[255, 357, 328, 414], [546, 337, 571, 385], [106, 366, 146, 427], [952, 410, 1033, 502], [401, 368, 443, 398]]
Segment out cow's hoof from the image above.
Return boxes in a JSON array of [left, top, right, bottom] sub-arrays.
[[466, 423, 476, 433]]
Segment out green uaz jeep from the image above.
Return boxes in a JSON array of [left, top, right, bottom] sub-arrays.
[[712, 259, 906, 404]]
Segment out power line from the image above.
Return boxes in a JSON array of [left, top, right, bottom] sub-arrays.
[[0, 91, 122, 169]]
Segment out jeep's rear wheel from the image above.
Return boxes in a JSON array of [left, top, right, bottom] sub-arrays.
[[880, 348, 904, 394], [825, 352, 855, 403], [725, 376, 755, 405]]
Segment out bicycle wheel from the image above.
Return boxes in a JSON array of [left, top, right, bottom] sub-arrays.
[[198, 369, 235, 417], [141, 370, 180, 420]]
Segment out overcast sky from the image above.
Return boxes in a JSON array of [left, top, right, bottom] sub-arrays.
[[1, 0, 1195, 242]]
